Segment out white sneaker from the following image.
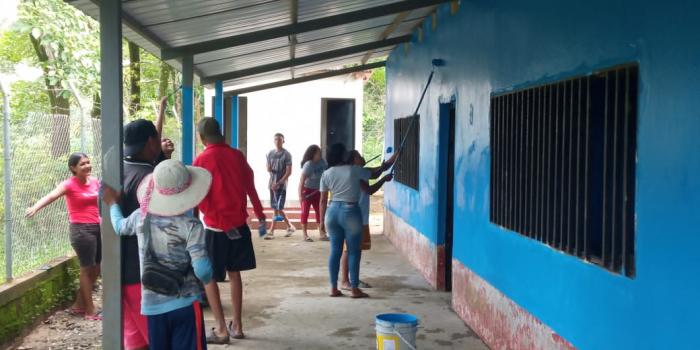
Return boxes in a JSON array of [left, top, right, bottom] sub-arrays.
[[285, 226, 296, 237]]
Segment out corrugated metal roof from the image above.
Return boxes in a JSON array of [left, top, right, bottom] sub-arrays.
[[66, 0, 443, 88]]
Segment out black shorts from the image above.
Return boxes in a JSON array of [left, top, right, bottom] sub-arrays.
[[270, 189, 287, 210], [69, 223, 102, 267], [205, 225, 256, 282]]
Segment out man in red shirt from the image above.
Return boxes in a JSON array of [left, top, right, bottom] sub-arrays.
[[194, 117, 267, 344]]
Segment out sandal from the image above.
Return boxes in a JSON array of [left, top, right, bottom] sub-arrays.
[[318, 235, 330, 241], [84, 311, 103, 321], [206, 328, 230, 344], [227, 321, 245, 339], [303, 236, 314, 242], [263, 234, 275, 240], [351, 291, 370, 299], [329, 290, 344, 297], [66, 307, 85, 316]]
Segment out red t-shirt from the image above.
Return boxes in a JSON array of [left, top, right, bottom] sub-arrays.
[[62, 176, 100, 224], [194, 143, 265, 231]]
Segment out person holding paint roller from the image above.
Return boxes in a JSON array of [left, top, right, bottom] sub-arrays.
[[265, 133, 294, 239], [339, 150, 394, 291], [298, 144, 328, 242], [319, 143, 396, 299]]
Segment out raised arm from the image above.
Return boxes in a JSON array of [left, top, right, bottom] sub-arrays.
[[155, 96, 167, 138], [25, 183, 67, 218], [365, 152, 398, 179], [361, 173, 393, 196]]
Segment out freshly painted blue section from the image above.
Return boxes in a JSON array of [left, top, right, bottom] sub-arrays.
[[214, 80, 223, 127], [230, 95, 238, 148], [385, 2, 700, 350], [181, 85, 193, 165]]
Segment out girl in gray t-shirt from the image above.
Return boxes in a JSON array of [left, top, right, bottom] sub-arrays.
[[298, 145, 328, 242]]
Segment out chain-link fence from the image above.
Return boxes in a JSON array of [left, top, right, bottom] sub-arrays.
[[1, 108, 182, 283], [0, 112, 100, 281]]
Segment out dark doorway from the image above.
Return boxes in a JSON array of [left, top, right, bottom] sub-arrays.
[[321, 98, 355, 156], [443, 102, 456, 291]]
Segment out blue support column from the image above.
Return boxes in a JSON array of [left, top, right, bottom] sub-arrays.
[[231, 95, 239, 148], [99, 0, 123, 347], [182, 55, 194, 164], [214, 80, 223, 127]]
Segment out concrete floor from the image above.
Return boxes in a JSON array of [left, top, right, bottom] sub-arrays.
[[207, 218, 487, 350]]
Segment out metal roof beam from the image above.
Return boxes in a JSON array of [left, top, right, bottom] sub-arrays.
[[361, 10, 412, 64], [161, 0, 450, 59], [223, 61, 386, 96], [201, 35, 409, 84], [289, 0, 298, 79]]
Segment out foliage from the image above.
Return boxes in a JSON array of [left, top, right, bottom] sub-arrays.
[[16, 0, 100, 103], [362, 67, 386, 167]]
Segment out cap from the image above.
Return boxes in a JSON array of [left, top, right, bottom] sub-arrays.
[[197, 117, 224, 143], [124, 119, 158, 157]]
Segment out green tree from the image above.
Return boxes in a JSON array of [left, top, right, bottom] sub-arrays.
[[363, 67, 386, 167], [17, 0, 100, 156]]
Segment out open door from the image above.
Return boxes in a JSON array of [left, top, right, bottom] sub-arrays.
[[439, 101, 456, 291], [321, 98, 355, 156]]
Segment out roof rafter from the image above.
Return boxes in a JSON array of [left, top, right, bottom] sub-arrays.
[[361, 10, 412, 64], [289, 0, 299, 79], [161, 0, 451, 59], [201, 35, 410, 84], [223, 61, 386, 96]]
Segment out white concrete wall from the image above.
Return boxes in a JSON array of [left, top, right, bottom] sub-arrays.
[[205, 75, 364, 205]]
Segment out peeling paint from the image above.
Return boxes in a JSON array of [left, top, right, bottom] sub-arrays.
[[452, 260, 576, 350], [384, 209, 445, 290]]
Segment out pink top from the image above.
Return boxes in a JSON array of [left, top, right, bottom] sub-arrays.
[[62, 176, 100, 224]]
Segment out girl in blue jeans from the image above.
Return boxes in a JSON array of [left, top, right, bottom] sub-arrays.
[[319, 143, 371, 298]]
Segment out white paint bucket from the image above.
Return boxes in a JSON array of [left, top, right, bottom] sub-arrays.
[[375, 313, 419, 350]]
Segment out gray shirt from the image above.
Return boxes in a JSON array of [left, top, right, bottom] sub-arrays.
[[267, 149, 292, 190], [320, 165, 371, 203], [301, 159, 327, 190], [115, 210, 209, 315]]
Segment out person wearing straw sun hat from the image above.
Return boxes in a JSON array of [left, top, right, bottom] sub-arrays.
[[102, 159, 214, 350]]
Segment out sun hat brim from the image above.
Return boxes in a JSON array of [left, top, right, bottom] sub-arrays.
[[137, 166, 212, 216]]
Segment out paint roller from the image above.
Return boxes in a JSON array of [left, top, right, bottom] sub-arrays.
[[389, 58, 446, 174]]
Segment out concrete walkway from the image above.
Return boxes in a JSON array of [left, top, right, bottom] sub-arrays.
[[207, 221, 487, 350]]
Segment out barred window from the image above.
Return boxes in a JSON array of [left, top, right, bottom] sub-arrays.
[[394, 115, 420, 190], [490, 64, 638, 277]]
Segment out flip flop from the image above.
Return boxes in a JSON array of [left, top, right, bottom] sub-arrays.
[[351, 291, 370, 299], [263, 234, 275, 240], [318, 236, 330, 241], [329, 290, 344, 297], [206, 328, 230, 344], [227, 321, 245, 339], [66, 307, 85, 316], [303, 237, 314, 242], [84, 311, 103, 321]]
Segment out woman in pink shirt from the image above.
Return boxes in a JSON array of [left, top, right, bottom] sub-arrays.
[[26, 152, 102, 320]]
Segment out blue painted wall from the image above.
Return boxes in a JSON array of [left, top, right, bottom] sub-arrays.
[[384, 1, 700, 349]]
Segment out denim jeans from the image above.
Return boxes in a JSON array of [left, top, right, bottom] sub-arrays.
[[326, 201, 363, 289]]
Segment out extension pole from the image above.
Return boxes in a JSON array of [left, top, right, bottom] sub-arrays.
[[1, 81, 13, 281], [392, 68, 437, 174]]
